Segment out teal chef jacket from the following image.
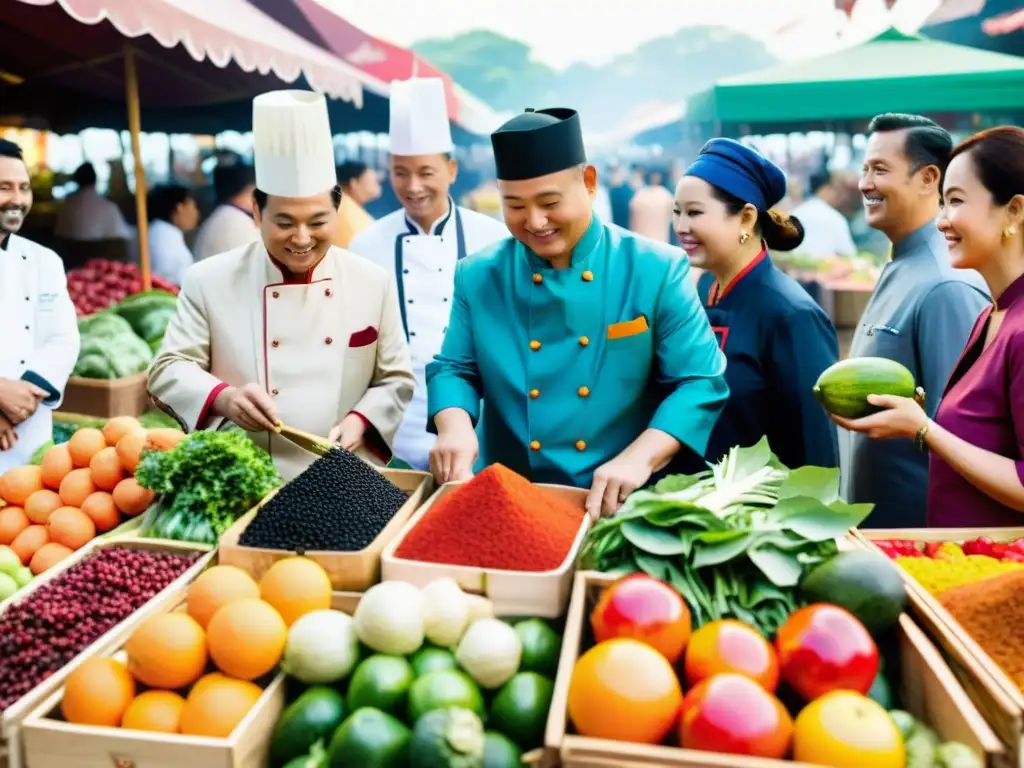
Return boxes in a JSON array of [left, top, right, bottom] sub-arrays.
[[425, 215, 729, 488]]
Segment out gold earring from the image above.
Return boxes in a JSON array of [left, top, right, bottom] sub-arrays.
[[739, 232, 750, 245]]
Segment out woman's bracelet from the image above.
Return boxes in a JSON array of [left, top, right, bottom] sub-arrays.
[[914, 421, 931, 452]]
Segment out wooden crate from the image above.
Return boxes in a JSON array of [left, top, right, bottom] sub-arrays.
[[0, 539, 214, 768], [21, 598, 285, 768], [58, 373, 150, 419], [547, 571, 1005, 768], [853, 527, 1024, 765], [218, 468, 433, 591], [381, 481, 591, 618]]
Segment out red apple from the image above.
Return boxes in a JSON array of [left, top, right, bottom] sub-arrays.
[[590, 573, 692, 663], [680, 673, 793, 758]]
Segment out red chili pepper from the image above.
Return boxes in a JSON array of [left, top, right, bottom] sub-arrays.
[[962, 540, 979, 556], [992, 542, 1008, 559], [976, 536, 995, 557], [924, 542, 942, 558], [1011, 538, 1024, 554], [1003, 551, 1024, 563]]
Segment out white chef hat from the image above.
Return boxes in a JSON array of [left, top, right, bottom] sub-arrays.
[[389, 78, 454, 157], [252, 90, 337, 198]]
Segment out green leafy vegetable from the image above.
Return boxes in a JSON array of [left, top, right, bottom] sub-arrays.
[[135, 429, 281, 544], [580, 437, 873, 637]]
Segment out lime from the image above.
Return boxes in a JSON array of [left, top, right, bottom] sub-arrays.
[[270, 686, 345, 765], [410, 646, 458, 678], [490, 672, 554, 751], [514, 619, 561, 678], [346, 655, 414, 718], [408, 669, 486, 722], [483, 730, 522, 768], [327, 707, 410, 767]]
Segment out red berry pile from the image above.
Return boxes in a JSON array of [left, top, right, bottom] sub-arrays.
[[0, 547, 199, 710]]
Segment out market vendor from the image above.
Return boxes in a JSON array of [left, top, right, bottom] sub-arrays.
[[425, 107, 728, 518], [148, 90, 415, 481], [675, 139, 839, 469]]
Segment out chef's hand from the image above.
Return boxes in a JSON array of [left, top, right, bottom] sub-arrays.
[[329, 413, 366, 452], [0, 379, 48, 425], [587, 450, 655, 521], [830, 394, 928, 440], [429, 409, 478, 484], [212, 383, 278, 432], [0, 413, 17, 452]]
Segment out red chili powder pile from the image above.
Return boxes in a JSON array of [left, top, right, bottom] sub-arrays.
[[393, 464, 585, 571]]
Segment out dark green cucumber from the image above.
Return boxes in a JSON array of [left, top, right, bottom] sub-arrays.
[[813, 357, 919, 419]]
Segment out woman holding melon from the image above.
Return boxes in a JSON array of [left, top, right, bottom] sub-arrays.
[[672, 139, 840, 470], [835, 127, 1024, 526]]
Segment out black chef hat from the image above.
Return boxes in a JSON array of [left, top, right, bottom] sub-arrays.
[[490, 108, 587, 181]]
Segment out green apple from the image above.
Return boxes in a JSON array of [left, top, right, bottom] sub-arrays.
[[0, 573, 17, 601], [0, 545, 21, 576], [12, 566, 32, 588]]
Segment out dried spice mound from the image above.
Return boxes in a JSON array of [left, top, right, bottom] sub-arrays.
[[239, 449, 408, 552], [394, 463, 585, 572], [0, 546, 199, 711], [939, 569, 1024, 693]]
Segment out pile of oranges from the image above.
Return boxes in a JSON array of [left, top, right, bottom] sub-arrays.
[[60, 556, 332, 738], [0, 418, 186, 575]]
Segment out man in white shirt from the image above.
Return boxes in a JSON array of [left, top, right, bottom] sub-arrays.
[[146, 184, 199, 286], [54, 163, 130, 242], [192, 162, 259, 260], [790, 171, 857, 259]]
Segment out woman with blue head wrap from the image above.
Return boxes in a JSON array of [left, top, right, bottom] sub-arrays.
[[673, 138, 840, 469]]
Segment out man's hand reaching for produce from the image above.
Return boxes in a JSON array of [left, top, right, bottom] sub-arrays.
[[211, 383, 278, 432], [328, 413, 367, 452]]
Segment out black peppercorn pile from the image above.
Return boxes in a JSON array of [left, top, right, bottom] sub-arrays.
[[239, 448, 409, 552]]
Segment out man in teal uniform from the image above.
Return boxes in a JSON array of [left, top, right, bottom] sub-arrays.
[[426, 107, 728, 517]]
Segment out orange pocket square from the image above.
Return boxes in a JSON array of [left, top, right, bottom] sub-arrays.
[[607, 315, 650, 340]]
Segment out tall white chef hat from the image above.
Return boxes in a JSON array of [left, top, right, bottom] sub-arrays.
[[389, 78, 454, 157], [252, 90, 337, 198]]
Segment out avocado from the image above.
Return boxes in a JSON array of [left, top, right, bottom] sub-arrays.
[[327, 708, 411, 768], [801, 550, 908, 635], [813, 357, 919, 419]]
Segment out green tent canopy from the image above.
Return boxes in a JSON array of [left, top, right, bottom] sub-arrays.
[[686, 28, 1024, 132]]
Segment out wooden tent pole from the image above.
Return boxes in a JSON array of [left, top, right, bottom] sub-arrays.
[[124, 45, 151, 291]]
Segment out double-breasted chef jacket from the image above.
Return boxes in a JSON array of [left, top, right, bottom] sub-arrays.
[[0, 234, 81, 471], [347, 199, 508, 470], [148, 241, 415, 481]]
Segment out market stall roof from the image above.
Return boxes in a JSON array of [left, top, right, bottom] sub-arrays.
[[685, 27, 1024, 133], [0, 0, 389, 133], [248, 0, 504, 137]]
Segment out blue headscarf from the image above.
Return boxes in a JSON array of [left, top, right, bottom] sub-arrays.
[[684, 138, 787, 211]]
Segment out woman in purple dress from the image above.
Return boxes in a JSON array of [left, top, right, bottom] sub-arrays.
[[834, 126, 1024, 527]]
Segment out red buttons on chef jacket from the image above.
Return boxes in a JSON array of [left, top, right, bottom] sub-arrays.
[[272, 291, 280, 298], [582, 270, 594, 282], [530, 440, 541, 451], [579, 336, 590, 347], [272, 388, 279, 395], [530, 340, 542, 351], [325, 337, 333, 345], [272, 340, 280, 347], [529, 389, 540, 398], [533, 273, 543, 284], [325, 288, 332, 297]]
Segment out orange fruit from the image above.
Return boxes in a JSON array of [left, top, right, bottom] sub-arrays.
[[47, 507, 96, 550], [0, 506, 30, 545], [24, 489, 62, 525], [61, 657, 136, 726], [112, 478, 155, 517], [125, 612, 208, 690], [568, 638, 682, 744], [145, 428, 187, 452], [102, 416, 142, 448], [590, 573, 692, 663], [10, 525, 49, 565], [189, 672, 237, 700], [187, 565, 260, 629], [0, 466, 44, 506], [684, 619, 780, 692], [59, 468, 96, 508], [29, 542, 74, 575], [792, 691, 905, 768], [121, 690, 186, 733], [258, 557, 332, 627], [180, 676, 262, 738], [116, 431, 148, 473], [89, 447, 125, 491], [80, 492, 121, 533], [40, 444, 74, 489], [67, 428, 107, 468], [680, 673, 793, 758], [206, 598, 287, 680]]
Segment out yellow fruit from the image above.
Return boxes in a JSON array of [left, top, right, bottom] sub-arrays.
[[793, 691, 905, 768]]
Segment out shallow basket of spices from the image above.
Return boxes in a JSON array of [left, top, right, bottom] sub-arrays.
[[380, 465, 592, 619], [217, 457, 433, 592], [0, 538, 213, 768], [19, 595, 285, 768], [545, 571, 1005, 768], [853, 527, 1024, 765]]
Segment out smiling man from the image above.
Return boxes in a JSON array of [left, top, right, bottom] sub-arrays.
[[426, 107, 728, 518], [842, 113, 989, 527], [148, 90, 414, 480]]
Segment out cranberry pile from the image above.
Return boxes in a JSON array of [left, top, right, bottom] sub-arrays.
[[0, 547, 199, 711]]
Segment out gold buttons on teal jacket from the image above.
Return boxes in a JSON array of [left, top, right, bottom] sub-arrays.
[[576, 440, 587, 451], [530, 340, 541, 351], [578, 386, 590, 398], [529, 389, 540, 399], [578, 336, 589, 347], [582, 270, 594, 282], [532, 273, 543, 284], [530, 440, 541, 451]]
